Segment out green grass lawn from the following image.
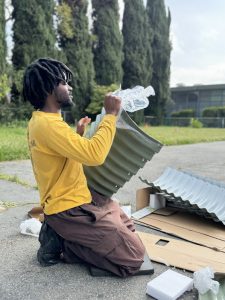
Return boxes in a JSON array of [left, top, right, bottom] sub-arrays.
[[0, 125, 225, 161], [143, 126, 225, 145], [0, 126, 29, 162]]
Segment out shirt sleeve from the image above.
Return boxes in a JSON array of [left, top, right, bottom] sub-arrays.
[[46, 114, 117, 166]]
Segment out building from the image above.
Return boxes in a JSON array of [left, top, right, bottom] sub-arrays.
[[170, 84, 225, 117]]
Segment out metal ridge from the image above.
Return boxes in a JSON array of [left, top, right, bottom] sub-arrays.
[[140, 167, 225, 224], [84, 110, 162, 197]]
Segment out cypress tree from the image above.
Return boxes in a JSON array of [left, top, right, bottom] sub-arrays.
[[12, 0, 57, 70], [122, 0, 152, 124], [57, 0, 94, 118], [92, 0, 123, 85], [0, 0, 6, 72], [122, 0, 152, 89], [146, 0, 171, 123]]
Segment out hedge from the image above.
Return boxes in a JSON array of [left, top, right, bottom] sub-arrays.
[[202, 106, 225, 118], [0, 103, 33, 124], [171, 109, 195, 118]]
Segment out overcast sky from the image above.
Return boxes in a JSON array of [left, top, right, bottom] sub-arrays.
[[120, 0, 225, 87], [164, 0, 225, 87]]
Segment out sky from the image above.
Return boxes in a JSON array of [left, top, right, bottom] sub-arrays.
[[163, 0, 225, 87], [6, 0, 225, 87], [119, 0, 225, 87]]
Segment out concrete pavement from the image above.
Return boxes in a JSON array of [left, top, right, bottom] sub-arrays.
[[1, 141, 225, 300]]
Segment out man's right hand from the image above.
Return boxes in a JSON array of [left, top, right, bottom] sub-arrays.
[[104, 93, 121, 116]]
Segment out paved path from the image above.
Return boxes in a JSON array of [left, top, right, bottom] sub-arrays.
[[0, 141, 224, 300]]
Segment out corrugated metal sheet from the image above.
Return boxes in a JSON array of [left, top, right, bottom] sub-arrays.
[[84, 110, 162, 197], [199, 279, 225, 300], [140, 167, 225, 224]]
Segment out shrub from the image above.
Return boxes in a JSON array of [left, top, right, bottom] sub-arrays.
[[86, 83, 119, 115], [171, 109, 195, 118], [202, 106, 225, 118], [0, 74, 10, 103], [189, 118, 203, 128], [0, 103, 33, 125]]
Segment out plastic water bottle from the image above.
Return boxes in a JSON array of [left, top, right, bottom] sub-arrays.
[[112, 85, 155, 113]]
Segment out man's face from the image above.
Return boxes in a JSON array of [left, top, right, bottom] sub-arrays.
[[53, 82, 74, 108]]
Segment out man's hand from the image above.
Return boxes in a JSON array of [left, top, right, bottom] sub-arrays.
[[76, 116, 91, 136], [104, 93, 121, 116]]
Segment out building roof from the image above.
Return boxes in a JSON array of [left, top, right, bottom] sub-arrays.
[[171, 83, 225, 93], [84, 109, 162, 197]]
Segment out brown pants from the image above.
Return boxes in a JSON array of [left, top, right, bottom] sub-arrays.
[[45, 191, 145, 277]]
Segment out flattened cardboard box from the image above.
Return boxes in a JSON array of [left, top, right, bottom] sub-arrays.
[[135, 187, 225, 252], [138, 231, 225, 275]]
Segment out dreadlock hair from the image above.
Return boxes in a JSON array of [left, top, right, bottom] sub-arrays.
[[23, 58, 73, 109]]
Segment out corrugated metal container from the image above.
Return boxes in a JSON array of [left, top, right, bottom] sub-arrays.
[[140, 167, 225, 224], [84, 110, 162, 197]]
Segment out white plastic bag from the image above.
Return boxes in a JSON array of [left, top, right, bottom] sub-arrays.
[[20, 218, 42, 237], [193, 267, 220, 295], [112, 85, 155, 112]]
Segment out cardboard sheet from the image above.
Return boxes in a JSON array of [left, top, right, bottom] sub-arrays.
[[148, 211, 225, 241], [136, 187, 152, 210], [137, 209, 225, 252], [138, 231, 225, 275]]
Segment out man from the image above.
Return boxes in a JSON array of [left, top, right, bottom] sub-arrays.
[[23, 58, 145, 277]]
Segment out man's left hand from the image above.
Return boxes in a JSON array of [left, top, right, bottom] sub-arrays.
[[76, 116, 91, 136]]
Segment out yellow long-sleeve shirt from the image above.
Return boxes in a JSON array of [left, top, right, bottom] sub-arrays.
[[28, 111, 116, 215]]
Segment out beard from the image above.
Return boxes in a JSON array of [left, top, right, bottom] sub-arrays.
[[53, 84, 75, 108], [58, 97, 75, 108], [56, 92, 75, 108]]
